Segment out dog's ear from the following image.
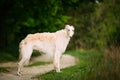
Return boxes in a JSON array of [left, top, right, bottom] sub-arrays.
[[65, 25, 70, 30], [65, 25, 74, 31], [71, 25, 74, 31]]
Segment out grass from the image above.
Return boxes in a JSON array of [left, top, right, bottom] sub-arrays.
[[0, 47, 120, 80], [0, 51, 17, 62], [0, 50, 46, 73], [0, 67, 10, 73], [35, 50, 104, 80], [28, 50, 50, 67], [0, 50, 41, 63], [28, 62, 50, 67], [35, 49, 120, 80]]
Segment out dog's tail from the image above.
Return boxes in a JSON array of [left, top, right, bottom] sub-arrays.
[[18, 51, 22, 61], [18, 40, 25, 60]]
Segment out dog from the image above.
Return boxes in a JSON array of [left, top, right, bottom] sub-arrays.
[[17, 25, 74, 76]]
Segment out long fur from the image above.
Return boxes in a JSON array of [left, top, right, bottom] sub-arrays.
[[17, 25, 74, 76]]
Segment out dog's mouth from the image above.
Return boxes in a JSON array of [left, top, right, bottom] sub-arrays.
[[70, 33, 74, 38], [69, 35, 73, 38]]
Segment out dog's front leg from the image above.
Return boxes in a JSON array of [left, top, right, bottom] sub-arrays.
[[53, 51, 61, 72]]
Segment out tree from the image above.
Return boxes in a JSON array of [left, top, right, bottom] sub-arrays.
[[0, 0, 71, 50]]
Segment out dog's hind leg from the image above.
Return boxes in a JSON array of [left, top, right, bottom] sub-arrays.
[[17, 57, 27, 76], [17, 46, 33, 76], [17, 56, 32, 76]]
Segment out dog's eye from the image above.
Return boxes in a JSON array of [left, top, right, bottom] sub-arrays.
[[67, 29, 70, 31]]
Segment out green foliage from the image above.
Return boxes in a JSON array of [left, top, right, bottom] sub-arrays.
[[70, 0, 120, 49], [90, 0, 120, 47], [32, 50, 42, 57], [68, 2, 95, 49], [0, 0, 120, 59], [0, 0, 71, 50], [0, 51, 17, 62]]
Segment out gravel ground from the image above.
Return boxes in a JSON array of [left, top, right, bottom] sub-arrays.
[[0, 54, 77, 80]]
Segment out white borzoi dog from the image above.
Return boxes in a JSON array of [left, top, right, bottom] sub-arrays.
[[17, 25, 74, 76]]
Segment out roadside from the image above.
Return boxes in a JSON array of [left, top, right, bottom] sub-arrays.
[[0, 54, 77, 80]]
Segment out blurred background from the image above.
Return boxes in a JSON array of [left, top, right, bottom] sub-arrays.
[[0, 0, 120, 79], [0, 0, 120, 56]]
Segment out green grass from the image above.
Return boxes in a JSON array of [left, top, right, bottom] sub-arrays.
[[35, 50, 105, 80], [0, 50, 42, 63], [0, 67, 10, 73], [28, 62, 50, 67], [1, 49, 120, 80]]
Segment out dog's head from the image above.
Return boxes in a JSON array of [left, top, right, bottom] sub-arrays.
[[65, 25, 74, 37]]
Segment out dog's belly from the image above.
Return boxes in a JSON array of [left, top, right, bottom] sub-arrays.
[[32, 41, 55, 54]]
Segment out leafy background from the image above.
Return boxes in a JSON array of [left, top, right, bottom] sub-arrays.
[[0, 0, 120, 57]]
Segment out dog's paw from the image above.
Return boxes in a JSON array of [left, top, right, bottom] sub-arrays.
[[17, 72, 22, 76]]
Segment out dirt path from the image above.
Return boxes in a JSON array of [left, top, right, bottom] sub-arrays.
[[0, 54, 77, 80]]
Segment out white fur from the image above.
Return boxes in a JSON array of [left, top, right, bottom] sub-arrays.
[[17, 25, 74, 76]]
